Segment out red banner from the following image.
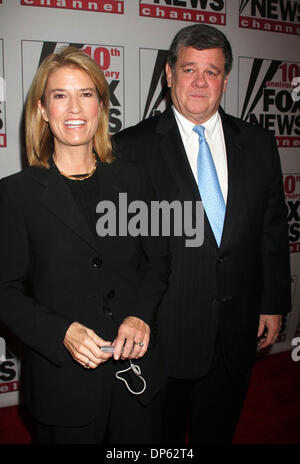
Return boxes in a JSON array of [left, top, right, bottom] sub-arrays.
[[21, 0, 124, 14], [0, 381, 19, 394], [140, 4, 226, 24], [240, 16, 300, 35]]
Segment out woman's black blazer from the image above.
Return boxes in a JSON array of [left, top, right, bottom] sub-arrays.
[[0, 159, 170, 426]]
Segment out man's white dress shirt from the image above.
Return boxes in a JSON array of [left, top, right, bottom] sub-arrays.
[[173, 106, 228, 204]]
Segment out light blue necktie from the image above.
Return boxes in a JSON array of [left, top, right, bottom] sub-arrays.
[[193, 125, 225, 247]]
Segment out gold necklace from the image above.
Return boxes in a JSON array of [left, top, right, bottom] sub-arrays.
[[58, 155, 97, 181]]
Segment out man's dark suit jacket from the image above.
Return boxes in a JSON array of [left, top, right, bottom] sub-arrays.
[[0, 159, 169, 426], [112, 106, 291, 379]]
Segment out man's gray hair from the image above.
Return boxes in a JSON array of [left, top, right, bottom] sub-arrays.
[[167, 24, 233, 75]]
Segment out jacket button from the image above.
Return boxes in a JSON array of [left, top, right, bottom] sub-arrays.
[[92, 257, 103, 268], [211, 298, 219, 305], [217, 257, 224, 264], [103, 307, 113, 316], [107, 290, 115, 299]]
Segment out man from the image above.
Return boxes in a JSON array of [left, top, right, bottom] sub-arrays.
[[112, 24, 291, 444]]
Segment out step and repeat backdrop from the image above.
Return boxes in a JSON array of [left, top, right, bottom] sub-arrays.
[[0, 0, 299, 407]]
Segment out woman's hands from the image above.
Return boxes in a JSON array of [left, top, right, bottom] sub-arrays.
[[113, 316, 150, 361], [63, 321, 112, 369], [64, 317, 150, 369]]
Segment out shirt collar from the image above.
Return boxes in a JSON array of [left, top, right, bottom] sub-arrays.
[[173, 106, 195, 139], [172, 106, 220, 140]]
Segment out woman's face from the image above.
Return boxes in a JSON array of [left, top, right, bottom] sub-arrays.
[[38, 66, 101, 154]]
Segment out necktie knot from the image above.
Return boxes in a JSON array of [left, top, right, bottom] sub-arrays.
[[193, 125, 206, 142]]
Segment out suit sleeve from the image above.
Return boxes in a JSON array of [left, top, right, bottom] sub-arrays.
[[0, 179, 71, 366], [260, 136, 291, 315]]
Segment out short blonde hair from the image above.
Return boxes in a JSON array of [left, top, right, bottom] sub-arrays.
[[25, 46, 112, 168]]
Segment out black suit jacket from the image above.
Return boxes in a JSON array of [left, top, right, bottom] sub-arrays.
[[112, 106, 291, 379], [0, 159, 170, 426]]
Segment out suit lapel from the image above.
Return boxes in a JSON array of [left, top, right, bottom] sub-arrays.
[[157, 107, 200, 202], [35, 165, 100, 253], [219, 109, 245, 249]]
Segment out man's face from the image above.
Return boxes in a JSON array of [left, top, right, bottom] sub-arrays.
[[165, 46, 228, 124]]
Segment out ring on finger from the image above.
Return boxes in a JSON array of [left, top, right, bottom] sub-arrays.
[[84, 359, 91, 369], [137, 342, 144, 347]]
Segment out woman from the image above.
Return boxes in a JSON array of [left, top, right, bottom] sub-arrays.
[[0, 47, 169, 443]]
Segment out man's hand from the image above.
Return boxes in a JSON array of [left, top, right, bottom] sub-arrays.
[[257, 314, 282, 350], [64, 321, 112, 369], [113, 316, 150, 361]]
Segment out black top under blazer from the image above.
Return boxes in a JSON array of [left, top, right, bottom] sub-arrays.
[[0, 159, 170, 426], [112, 106, 291, 379]]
